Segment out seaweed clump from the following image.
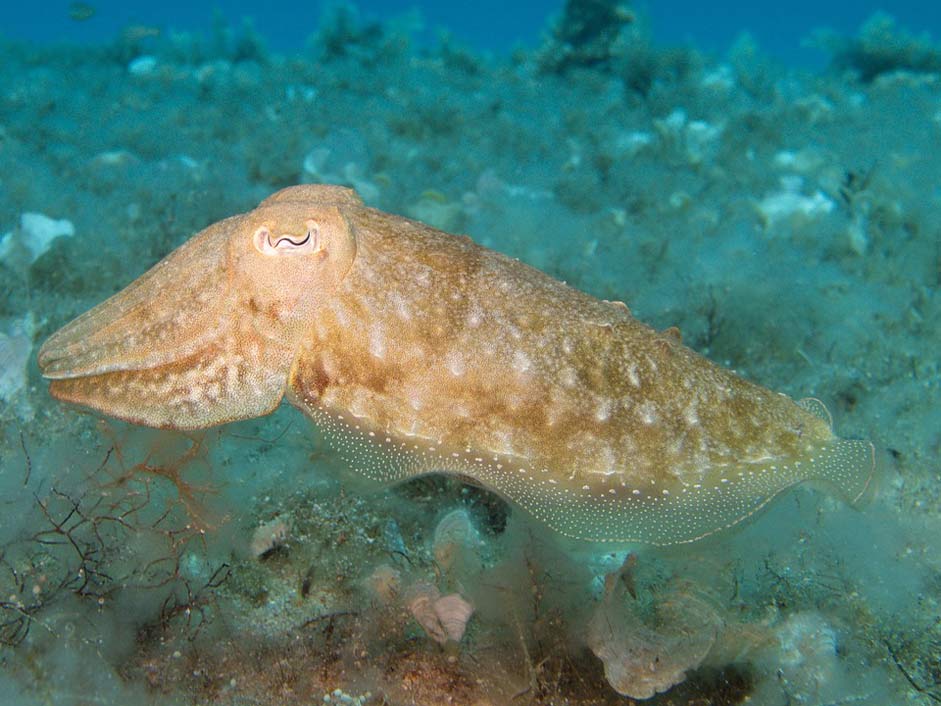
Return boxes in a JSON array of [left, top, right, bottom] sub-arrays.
[[537, 0, 637, 73], [0, 426, 225, 650], [817, 13, 941, 83], [536, 0, 699, 99]]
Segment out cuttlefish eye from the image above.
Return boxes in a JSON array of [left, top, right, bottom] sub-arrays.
[[253, 220, 320, 256]]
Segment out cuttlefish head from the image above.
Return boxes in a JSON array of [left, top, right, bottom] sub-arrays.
[[38, 184, 361, 429]]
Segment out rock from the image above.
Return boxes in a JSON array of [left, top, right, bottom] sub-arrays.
[[0, 212, 75, 265], [0, 315, 34, 419], [128, 55, 158, 76], [407, 191, 466, 233], [588, 574, 722, 700], [756, 176, 835, 229], [250, 517, 289, 558]]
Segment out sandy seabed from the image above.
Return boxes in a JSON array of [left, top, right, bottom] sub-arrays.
[[0, 6, 939, 705]]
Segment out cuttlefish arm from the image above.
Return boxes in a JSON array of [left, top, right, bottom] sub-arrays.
[[39, 185, 358, 429], [39, 184, 874, 544]]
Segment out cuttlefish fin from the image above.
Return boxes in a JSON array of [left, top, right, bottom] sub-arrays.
[[295, 390, 875, 545]]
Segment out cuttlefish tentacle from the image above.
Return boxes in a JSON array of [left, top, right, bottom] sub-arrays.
[[39, 184, 875, 545]]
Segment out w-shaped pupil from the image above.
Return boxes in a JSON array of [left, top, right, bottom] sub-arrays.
[[271, 232, 311, 248]]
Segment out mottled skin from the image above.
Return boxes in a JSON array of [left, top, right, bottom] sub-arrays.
[[39, 185, 874, 544]]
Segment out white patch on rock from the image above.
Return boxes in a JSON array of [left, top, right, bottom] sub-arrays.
[[757, 176, 834, 229], [128, 55, 158, 76], [1, 213, 75, 265], [0, 314, 35, 420]]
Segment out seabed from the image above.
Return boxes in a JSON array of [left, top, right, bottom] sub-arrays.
[[1, 4, 940, 704]]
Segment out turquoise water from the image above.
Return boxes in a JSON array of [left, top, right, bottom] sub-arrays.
[[3, 1, 941, 64], [0, 2, 939, 704]]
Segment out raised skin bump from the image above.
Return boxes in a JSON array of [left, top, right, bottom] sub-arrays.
[[38, 184, 875, 545]]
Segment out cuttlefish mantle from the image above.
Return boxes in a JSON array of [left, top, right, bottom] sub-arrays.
[[38, 184, 875, 545]]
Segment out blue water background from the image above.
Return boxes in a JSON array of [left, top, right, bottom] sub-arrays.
[[2, 0, 939, 65]]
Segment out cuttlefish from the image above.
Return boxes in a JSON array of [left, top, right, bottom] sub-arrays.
[[38, 185, 874, 544]]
